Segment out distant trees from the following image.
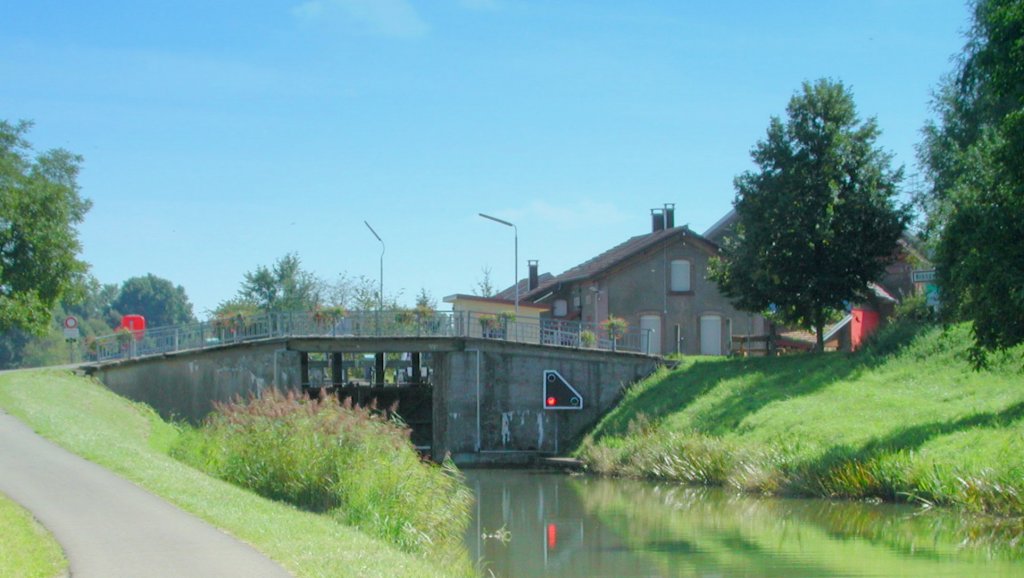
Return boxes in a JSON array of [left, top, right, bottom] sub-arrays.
[[111, 274, 195, 327], [237, 253, 324, 312], [475, 266, 495, 298], [216, 254, 405, 319], [0, 120, 91, 335], [710, 79, 910, 350], [918, 0, 1024, 364]]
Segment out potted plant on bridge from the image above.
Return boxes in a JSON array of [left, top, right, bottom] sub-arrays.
[[580, 329, 597, 349], [478, 314, 503, 339], [602, 316, 628, 351]]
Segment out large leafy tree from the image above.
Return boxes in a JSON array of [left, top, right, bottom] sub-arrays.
[[711, 79, 910, 350], [918, 0, 1024, 363], [0, 120, 91, 334], [111, 274, 196, 327], [236, 253, 324, 312]]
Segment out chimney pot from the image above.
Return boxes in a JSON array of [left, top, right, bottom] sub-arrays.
[[664, 203, 676, 229], [651, 208, 665, 232], [528, 260, 539, 291]]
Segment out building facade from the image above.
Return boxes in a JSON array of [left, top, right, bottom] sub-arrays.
[[520, 206, 767, 356]]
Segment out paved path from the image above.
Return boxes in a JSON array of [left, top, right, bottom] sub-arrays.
[[0, 410, 293, 578]]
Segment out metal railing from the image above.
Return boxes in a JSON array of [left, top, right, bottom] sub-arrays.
[[86, 310, 654, 362]]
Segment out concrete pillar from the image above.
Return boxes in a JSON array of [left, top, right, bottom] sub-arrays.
[[375, 352, 385, 386], [331, 352, 344, 386], [299, 352, 309, 388], [411, 352, 422, 385]]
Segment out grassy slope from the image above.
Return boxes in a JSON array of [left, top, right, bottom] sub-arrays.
[[0, 493, 67, 578], [578, 323, 1024, 515], [0, 370, 466, 578]]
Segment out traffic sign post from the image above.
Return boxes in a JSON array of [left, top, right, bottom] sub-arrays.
[[63, 316, 80, 341]]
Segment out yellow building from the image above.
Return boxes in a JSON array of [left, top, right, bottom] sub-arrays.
[[442, 294, 550, 343]]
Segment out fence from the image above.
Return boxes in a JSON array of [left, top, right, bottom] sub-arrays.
[[87, 310, 653, 362]]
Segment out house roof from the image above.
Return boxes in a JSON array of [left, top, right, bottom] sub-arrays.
[[869, 282, 898, 304], [495, 272, 555, 302], [521, 226, 719, 301], [702, 209, 738, 244]]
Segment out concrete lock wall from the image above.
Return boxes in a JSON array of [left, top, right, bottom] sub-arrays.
[[434, 340, 659, 464], [89, 340, 302, 423], [88, 336, 659, 464]]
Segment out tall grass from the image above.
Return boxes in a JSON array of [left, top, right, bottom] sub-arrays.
[[172, 389, 472, 560], [577, 321, 1024, 518]]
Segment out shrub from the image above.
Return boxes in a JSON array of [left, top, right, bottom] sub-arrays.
[[171, 389, 471, 558]]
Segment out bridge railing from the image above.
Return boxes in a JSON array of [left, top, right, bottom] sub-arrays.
[[87, 310, 653, 361]]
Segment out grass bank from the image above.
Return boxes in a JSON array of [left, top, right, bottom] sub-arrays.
[[577, 322, 1024, 517], [0, 370, 471, 578], [0, 493, 67, 578]]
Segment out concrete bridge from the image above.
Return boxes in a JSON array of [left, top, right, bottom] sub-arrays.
[[84, 312, 660, 465]]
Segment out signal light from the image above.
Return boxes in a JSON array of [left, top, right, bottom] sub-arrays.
[[543, 370, 583, 410]]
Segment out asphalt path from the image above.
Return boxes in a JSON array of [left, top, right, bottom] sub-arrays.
[[0, 410, 293, 578]]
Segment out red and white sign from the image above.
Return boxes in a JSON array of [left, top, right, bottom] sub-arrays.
[[63, 316, 80, 340]]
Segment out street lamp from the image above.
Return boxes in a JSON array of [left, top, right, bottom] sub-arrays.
[[364, 220, 385, 319], [479, 213, 518, 317]]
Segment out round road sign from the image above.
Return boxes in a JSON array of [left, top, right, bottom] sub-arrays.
[[64, 316, 79, 329]]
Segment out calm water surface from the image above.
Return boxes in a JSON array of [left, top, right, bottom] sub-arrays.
[[465, 469, 1023, 578]]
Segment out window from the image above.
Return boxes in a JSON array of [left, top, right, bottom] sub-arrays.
[[670, 260, 691, 292], [553, 299, 568, 317]]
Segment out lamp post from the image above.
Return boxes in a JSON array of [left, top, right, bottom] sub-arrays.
[[479, 213, 518, 317], [364, 220, 384, 330]]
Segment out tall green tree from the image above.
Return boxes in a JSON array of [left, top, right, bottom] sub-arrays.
[[918, 0, 1024, 363], [111, 274, 195, 327], [710, 79, 910, 350], [236, 253, 324, 312], [0, 120, 91, 334]]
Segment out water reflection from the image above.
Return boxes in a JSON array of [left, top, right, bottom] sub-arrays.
[[465, 470, 1023, 578]]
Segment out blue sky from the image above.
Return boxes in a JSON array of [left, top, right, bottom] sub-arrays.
[[3, 0, 970, 318]]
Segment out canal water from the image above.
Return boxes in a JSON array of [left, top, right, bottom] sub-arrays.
[[465, 469, 1023, 578]]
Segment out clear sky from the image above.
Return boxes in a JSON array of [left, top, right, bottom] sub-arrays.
[[3, 0, 971, 318]]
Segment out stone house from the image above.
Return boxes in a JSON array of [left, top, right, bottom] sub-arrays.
[[513, 205, 768, 355]]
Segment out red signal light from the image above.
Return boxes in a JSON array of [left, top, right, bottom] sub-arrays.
[[546, 396, 557, 406], [547, 523, 558, 549]]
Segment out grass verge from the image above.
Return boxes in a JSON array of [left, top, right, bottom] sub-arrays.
[[0, 369, 472, 578], [0, 493, 67, 578], [577, 322, 1024, 518]]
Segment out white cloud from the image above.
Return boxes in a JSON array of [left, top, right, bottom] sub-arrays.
[[292, 0, 429, 38]]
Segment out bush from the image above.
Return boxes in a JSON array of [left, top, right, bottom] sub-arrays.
[[171, 389, 472, 558]]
